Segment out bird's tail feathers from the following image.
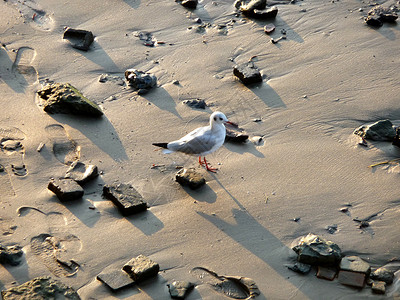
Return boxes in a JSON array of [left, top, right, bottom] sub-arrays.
[[152, 143, 168, 149]]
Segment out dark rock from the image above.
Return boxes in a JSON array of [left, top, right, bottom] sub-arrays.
[[63, 27, 94, 51], [1, 276, 80, 300], [370, 267, 394, 284], [181, 0, 198, 9], [337, 270, 366, 288], [37, 83, 103, 117], [124, 69, 157, 94], [65, 161, 98, 184], [103, 183, 148, 216], [0, 244, 23, 266], [225, 128, 249, 143], [122, 254, 160, 282], [134, 31, 156, 47], [167, 281, 195, 299], [176, 168, 206, 190], [316, 266, 337, 281], [353, 120, 395, 141], [48, 178, 84, 202], [249, 6, 278, 19], [340, 256, 370, 274], [371, 281, 386, 294], [233, 62, 262, 85], [97, 269, 135, 292], [182, 99, 206, 109], [292, 233, 342, 266], [325, 224, 338, 234], [287, 262, 311, 274], [365, 5, 398, 27], [240, 0, 267, 13], [392, 127, 400, 148], [365, 15, 383, 26]]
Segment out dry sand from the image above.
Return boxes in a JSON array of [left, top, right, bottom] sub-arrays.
[[1, 0, 400, 299]]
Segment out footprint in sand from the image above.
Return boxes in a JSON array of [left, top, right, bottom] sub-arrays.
[[11, 47, 38, 86], [45, 124, 81, 165]]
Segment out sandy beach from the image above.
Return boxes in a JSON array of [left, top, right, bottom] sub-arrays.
[[1, 0, 400, 299]]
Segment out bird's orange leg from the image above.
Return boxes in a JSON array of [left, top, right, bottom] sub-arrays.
[[202, 157, 218, 173]]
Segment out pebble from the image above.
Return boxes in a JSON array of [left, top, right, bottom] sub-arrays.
[[167, 281, 195, 299], [175, 168, 206, 190], [233, 62, 262, 85], [371, 281, 386, 294]]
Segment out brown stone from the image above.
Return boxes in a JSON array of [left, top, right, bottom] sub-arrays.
[[122, 255, 159, 282], [337, 270, 366, 288], [372, 281, 386, 294], [316, 266, 337, 281]]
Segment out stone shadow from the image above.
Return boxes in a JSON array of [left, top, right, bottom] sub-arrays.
[[224, 141, 265, 158], [76, 41, 121, 73], [140, 87, 182, 119], [122, 0, 141, 9]]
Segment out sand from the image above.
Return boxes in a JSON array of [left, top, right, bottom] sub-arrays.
[[1, 0, 400, 299]]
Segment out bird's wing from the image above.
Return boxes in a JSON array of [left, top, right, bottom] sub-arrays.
[[168, 127, 215, 155]]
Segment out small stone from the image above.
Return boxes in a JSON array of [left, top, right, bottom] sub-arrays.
[[316, 266, 337, 281], [63, 27, 94, 51], [225, 128, 249, 143], [233, 62, 262, 85], [48, 178, 84, 202], [182, 99, 206, 109], [240, 0, 267, 13], [354, 120, 395, 141], [370, 267, 394, 284], [337, 270, 366, 288], [372, 281, 386, 294], [122, 254, 160, 282], [264, 23, 275, 34], [176, 168, 206, 190], [103, 183, 148, 216], [340, 256, 370, 274], [181, 0, 198, 9], [36, 142, 45, 152], [287, 262, 311, 274], [65, 161, 98, 184], [250, 136, 263, 146], [251, 6, 278, 20], [97, 269, 135, 292], [0, 244, 23, 266], [125, 69, 157, 93], [167, 281, 195, 299], [325, 224, 338, 234]]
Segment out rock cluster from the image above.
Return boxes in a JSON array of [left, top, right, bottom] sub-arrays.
[[125, 68, 157, 94], [365, 5, 398, 27]]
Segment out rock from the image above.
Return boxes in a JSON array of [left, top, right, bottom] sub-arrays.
[[316, 266, 337, 281], [98, 74, 125, 86], [250, 6, 278, 20], [63, 27, 94, 51], [225, 128, 249, 143], [182, 99, 207, 109], [365, 5, 398, 27], [292, 233, 342, 266], [122, 254, 160, 282], [250, 136, 263, 146], [37, 83, 103, 117], [392, 127, 400, 148], [97, 269, 135, 292], [1, 276, 80, 300], [287, 262, 311, 274], [325, 224, 338, 234], [353, 120, 395, 141], [181, 0, 198, 9], [167, 281, 195, 299], [371, 281, 386, 294], [103, 183, 148, 216], [264, 23, 276, 34], [370, 267, 394, 284], [124, 69, 157, 94], [240, 0, 267, 13], [48, 178, 84, 202], [233, 62, 262, 85], [0, 244, 23, 266], [337, 270, 366, 288], [176, 168, 206, 190], [340, 256, 370, 275], [65, 161, 98, 184]]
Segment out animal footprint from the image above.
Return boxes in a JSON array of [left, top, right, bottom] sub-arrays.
[[0, 127, 28, 177], [45, 124, 81, 165], [11, 47, 38, 86]]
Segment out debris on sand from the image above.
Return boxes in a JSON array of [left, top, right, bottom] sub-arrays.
[[233, 62, 262, 85], [124, 69, 157, 95], [167, 281, 195, 299], [365, 5, 398, 27]]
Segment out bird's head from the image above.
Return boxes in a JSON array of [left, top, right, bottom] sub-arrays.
[[210, 111, 236, 127]]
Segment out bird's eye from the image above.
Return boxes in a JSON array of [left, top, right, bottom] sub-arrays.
[[219, 117, 223, 121], [214, 117, 217, 121]]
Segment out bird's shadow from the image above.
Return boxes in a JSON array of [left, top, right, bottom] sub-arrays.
[[224, 141, 265, 158]]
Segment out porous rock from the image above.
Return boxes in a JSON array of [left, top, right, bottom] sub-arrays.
[[125, 69, 157, 94], [122, 254, 160, 282], [370, 267, 394, 284], [292, 233, 342, 266], [97, 269, 135, 292], [0, 244, 23, 266], [37, 83, 103, 117], [353, 120, 395, 141], [103, 183, 148, 216], [1, 276, 80, 300], [176, 168, 206, 190], [167, 281, 194, 299], [63, 27, 94, 51], [339, 256, 370, 275], [233, 62, 262, 85], [65, 161, 98, 184], [48, 178, 84, 201]]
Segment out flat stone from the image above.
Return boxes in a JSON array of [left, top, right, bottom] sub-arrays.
[[65, 161, 98, 184], [97, 269, 135, 292], [0, 244, 23, 266], [167, 281, 194, 299], [176, 168, 206, 190], [316, 266, 337, 281], [125, 69, 157, 93], [48, 178, 84, 202], [103, 183, 148, 216], [292, 233, 342, 266], [370, 267, 394, 284], [37, 83, 103, 117], [233, 62, 262, 85], [287, 262, 311, 274], [340, 256, 370, 275], [1, 276, 80, 300], [337, 270, 366, 288], [182, 99, 206, 109], [225, 128, 249, 143], [372, 281, 386, 294], [354, 120, 395, 141], [122, 254, 159, 282], [63, 27, 94, 51]]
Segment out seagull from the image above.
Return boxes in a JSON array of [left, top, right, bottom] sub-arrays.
[[153, 111, 233, 172]]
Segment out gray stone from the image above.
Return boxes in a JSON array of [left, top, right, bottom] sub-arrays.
[[103, 183, 148, 216], [167, 281, 194, 299], [63, 27, 94, 51], [372, 281, 386, 294], [0, 244, 23, 266], [250, 6, 278, 20], [370, 267, 394, 284], [340, 256, 370, 274], [182, 99, 206, 109], [292, 233, 342, 266], [48, 178, 84, 202], [287, 262, 311, 274], [125, 69, 157, 94], [122, 254, 159, 282], [354, 120, 395, 141], [1, 276, 80, 300], [97, 269, 135, 292], [37, 83, 103, 117], [233, 62, 262, 85], [176, 168, 206, 190], [316, 266, 337, 281], [65, 161, 98, 184], [338, 270, 366, 288]]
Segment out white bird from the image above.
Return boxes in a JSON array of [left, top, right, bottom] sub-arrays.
[[153, 111, 233, 172]]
